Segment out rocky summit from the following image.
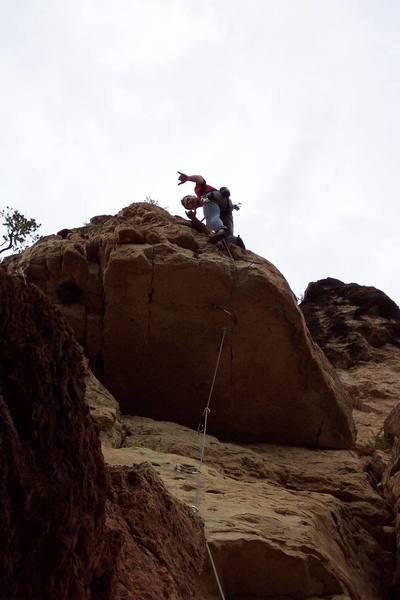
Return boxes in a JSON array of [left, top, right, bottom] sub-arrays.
[[3, 205, 400, 599], [6, 202, 354, 448]]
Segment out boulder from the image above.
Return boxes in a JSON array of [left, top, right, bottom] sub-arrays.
[[6, 203, 355, 448]]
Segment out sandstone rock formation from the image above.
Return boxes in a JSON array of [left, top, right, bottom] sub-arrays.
[[382, 435, 400, 591], [0, 268, 204, 599], [301, 277, 400, 370], [104, 463, 205, 600], [84, 365, 123, 448], [96, 275, 400, 599], [5, 220, 400, 598], [5, 203, 354, 448], [301, 277, 400, 454], [0, 268, 107, 600], [104, 416, 394, 599], [301, 277, 400, 595]]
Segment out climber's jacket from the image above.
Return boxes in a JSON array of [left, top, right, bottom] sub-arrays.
[[193, 177, 239, 215], [204, 190, 233, 217]]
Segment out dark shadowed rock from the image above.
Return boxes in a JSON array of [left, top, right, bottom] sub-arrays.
[[301, 277, 400, 369], [0, 268, 107, 600], [0, 268, 205, 600]]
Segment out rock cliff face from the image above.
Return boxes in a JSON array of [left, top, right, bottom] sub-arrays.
[[5, 210, 400, 599], [0, 268, 107, 599], [0, 268, 204, 599], [301, 277, 400, 596], [301, 277, 400, 455], [105, 417, 394, 600], [383, 434, 400, 590], [99, 275, 400, 599], [5, 203, 354, 448], [104, 463, 205, 600], [301, 277, 400, 370]]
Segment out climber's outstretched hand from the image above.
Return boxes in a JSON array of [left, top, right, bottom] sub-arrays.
[[177, 171, 188, 185]]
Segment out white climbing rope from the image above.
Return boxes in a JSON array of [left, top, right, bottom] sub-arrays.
[[173, 327, 228, 598], [193, 329, 228, 600], [174, 291, 233, 599], [175, 325, 228, 482], [193, 327, 227, 510]]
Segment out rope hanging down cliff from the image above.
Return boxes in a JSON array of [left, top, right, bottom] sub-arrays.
[[194, 327, 227, 509], [175, 326, 227, 509], [175, 325, 229, 600], [195, 328, 227, 600]]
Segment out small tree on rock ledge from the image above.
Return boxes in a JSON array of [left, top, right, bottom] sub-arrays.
[[0, 206, 41, 257]]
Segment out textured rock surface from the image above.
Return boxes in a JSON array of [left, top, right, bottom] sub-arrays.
[[104, 416, 394, 600], [5, 203, 354, 448], [105, 463, 205, 600], [338, 353, 400, 455], [383, 436, 400, 590], [5, 251, 398, 597], [100, 277, 400, 599], [301, 278, 400, 454], [0, 268, 107, 600], [0, 269, 205, 600], [84, 366, 123, 448], [302, 277, 400, 594], [301, 277, 400, 370]]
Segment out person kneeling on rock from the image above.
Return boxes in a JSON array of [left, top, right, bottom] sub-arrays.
[[178, 172, 245, 249]]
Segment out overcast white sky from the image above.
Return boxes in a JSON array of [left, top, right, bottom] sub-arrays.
[[1, 0, 400, 303]]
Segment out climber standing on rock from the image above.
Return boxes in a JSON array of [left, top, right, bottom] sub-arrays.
[[178, 172, 245, 249]]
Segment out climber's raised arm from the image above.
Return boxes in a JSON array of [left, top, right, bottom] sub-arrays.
[[177, 172, 205, 186]]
